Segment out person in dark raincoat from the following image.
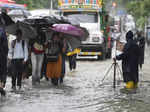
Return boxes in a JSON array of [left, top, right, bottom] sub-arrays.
[[0, 28, 8, 96], [115, 31, 140, 89], [136, 31, 145, 69], [0, 9, 9, 96]]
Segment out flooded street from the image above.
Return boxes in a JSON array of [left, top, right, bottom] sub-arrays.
[[0, 46, 150, 112]]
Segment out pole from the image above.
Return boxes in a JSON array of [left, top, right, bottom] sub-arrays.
[[49, 0, 53, 15], [113, 60, 116, 88], [113, 40, 117, 88]]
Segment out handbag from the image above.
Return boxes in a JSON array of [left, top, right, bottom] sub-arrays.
[[46, 41, 60, 62]]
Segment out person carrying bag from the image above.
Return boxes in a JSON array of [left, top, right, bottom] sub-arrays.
[[46, 33, 62, 85]]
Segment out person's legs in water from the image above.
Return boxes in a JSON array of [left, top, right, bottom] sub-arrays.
[[52, 78, 58, 86], [31, 53, 38, 85], [36, 54, 44, 84], [0, 70, 6, 96], [68, 56, 73, 71], [0, 86, 6, 96], [60, 55, 66, 83], [0, 72, 6, 96], [41, 54, 49, 81], [123, 72, 135, 89], [72, 55, 77, 71], [2, 57, 7, 88], [17, 71, 22, 90], [139, 64, 143, 70], [125, 81, 134, 89], [11, 71, 17, 90]]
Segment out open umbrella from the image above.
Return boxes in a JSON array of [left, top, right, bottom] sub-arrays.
[[6, 21, 37, 40], [65, 35, 81, 49], [18, 21, 37, 39], [51, 24, 85, 40], [49, 24, 89, 49]]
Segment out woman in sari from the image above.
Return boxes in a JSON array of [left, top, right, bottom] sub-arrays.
[[46, 33, 64, 85]]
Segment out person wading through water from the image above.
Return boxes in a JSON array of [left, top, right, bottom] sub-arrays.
[[0, 28, 8, 96], [114, 31, 140, 89], [8, 29, 28, 91], [0, 8, 10, 96]]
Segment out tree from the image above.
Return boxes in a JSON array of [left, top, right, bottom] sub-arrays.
[[14, 0, 33, 9], [126, 0, 150, 29], [103, 0, 150, 29], [14, 0, 58, 10]]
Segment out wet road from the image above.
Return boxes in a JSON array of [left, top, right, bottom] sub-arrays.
[[0, 46, 150, 112]]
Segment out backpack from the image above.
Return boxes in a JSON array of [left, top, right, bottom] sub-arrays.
[[46, 41, 60, 62]]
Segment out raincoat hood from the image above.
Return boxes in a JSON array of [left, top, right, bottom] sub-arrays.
[[126, 31, 133, 41]]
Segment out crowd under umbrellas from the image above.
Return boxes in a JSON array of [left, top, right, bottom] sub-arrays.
[[6, 14, 89, 48], [0, 12, 89, 96]]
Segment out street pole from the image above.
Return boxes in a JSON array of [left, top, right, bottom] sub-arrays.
[[49, 0, 53, 15]]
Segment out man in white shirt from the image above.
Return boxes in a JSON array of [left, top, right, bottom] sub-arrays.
[[8, 29, 28, 90]]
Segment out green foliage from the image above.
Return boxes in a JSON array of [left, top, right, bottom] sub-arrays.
[[126, 0, 150, 29], [13, 0, 150, 29], [14, 0, 33, 9], [14, 0, 58, 10], [103, 0, 150, 29]]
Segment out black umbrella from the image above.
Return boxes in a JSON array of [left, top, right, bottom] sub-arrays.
[[6, 21, 37, 40]]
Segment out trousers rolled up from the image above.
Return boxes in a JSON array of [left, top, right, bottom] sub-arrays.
[[31, 53, 44, 84]]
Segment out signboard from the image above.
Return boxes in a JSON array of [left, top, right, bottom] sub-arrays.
[[58, 0, 102, 10]]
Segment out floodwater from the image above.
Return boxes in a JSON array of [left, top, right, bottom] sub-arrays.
[[0, 46, 150, 112]]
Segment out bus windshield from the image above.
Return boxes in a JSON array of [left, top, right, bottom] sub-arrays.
[[64, 12, 98, 23]]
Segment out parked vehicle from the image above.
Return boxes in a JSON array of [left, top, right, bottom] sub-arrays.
[[58, 0, 112, 60]]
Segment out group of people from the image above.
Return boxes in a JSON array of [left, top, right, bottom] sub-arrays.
[[0, 10, 78, 97], [0, 8, 78, 96], [0, 8, 146, 97], [0, 27, 78, 96]]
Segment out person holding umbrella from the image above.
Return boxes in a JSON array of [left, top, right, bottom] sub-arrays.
[[8, 29, 28, 90], [48, 24, 88, 84], [29, 30, 46, 86], [46, 32, 63, 85]]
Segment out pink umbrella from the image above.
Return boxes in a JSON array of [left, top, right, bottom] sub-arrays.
[[51, 24, 85, 40]]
